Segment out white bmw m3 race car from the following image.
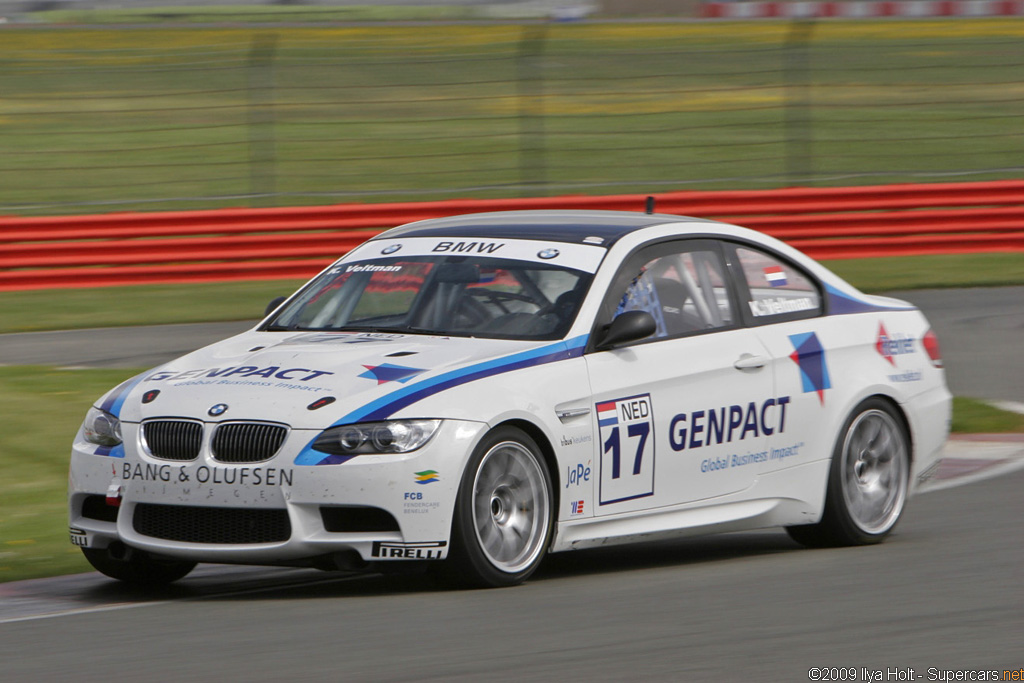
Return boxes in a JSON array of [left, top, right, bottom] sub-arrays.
[[69, 211, 951, 587]]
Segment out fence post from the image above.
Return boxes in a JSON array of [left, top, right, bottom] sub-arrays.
[[784, 19, 815, 186], [517, 23, 548, 197], [247, 34, 278, 207]]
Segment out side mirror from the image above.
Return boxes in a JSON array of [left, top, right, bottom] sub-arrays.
[[595, 311, 657, 350], [265, 296, 287, 318]]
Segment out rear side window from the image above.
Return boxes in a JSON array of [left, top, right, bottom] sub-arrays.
[[733, 246, 822, 323]]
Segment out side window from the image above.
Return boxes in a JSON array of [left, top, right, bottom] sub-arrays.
[[734, 246, 822, 322], [613, 245, 733, 339]]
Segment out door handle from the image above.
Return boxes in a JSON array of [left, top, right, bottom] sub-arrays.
[[733, 353, 768, 371]]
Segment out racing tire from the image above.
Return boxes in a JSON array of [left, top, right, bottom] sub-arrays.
[[442, 426, 554, 588], [82, 547, 196, 586], [787, 398, 910, 548]]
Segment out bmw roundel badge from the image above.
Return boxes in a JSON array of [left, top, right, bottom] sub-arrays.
[[538, 248, 560, 260], [381, 244, 402, 255], [208, 403, 229, 417]]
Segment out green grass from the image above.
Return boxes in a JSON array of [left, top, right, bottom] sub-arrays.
[[0, 364, 1017, 584], [0, 280, 306, 333], [1, 20, 1022, 214], [2, 253, 1023, 334], [823, 253, 1024, 293], [952, 397, 1024, 434], [0, 366, 141, 583]]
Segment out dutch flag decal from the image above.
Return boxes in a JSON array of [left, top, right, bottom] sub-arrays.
[[764, 265, 788, 287], [596, 401, 618, 428]]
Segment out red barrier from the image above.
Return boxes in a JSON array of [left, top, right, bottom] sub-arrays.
[[3, 180, 1024, 291], [700, 0, 1024, 18]]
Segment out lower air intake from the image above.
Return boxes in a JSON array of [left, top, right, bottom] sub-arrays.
[[133, 503, 290, 544], [81, 494, 119, 523]]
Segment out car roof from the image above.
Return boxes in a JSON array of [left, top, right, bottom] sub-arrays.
[[375, 210, 718, 247]]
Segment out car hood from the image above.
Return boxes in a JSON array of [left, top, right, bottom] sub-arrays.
[[102, 330, 577, 429]]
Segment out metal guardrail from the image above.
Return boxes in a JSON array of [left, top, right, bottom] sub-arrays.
[[3, 179, 1023, 291]]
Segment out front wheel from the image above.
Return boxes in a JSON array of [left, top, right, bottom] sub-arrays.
[[82, 546, 196, 586], [443, 427, 554, 588], [787, 398, 910, 548]]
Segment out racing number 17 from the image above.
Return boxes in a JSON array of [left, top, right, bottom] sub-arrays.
[[597, 394, 655, 505], [604, 422, 649, 479]]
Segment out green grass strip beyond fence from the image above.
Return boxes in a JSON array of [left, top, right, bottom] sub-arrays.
[[2, 253, 1023, 334]]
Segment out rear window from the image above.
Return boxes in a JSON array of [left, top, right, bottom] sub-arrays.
[[733, 246, 822, 322]]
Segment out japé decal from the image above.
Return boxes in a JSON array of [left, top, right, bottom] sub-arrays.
[[596, 394, 655, 506]]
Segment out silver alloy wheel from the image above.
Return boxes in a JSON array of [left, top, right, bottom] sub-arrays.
[[471, 440, 551, 573], [839, 408, 908, 535]]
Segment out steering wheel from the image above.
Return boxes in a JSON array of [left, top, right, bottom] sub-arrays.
[[465, 289, 540, 315]]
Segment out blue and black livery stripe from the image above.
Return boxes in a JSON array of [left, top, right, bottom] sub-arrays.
[[93, 444, 126, 459], [825, 284, 914, 315], [99, 372, 147, 418], [294, 335, 589, 466], [90, 373, 146, 458]]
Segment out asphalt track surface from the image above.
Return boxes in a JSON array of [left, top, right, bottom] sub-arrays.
[[1, 287, 1022, 681], [2, 456, 1022, 682]]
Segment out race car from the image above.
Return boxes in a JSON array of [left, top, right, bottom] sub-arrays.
[[69, 210, 951, 588]]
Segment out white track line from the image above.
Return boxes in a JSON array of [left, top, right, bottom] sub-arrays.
[[0, 573, 364, 626]]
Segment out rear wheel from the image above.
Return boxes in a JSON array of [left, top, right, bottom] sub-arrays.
[[82, 546, 196, 586], [787, 398, 910, 548], [443, 427, 553, 588]]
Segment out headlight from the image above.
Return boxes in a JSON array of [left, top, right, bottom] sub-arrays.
[[83, 407, 122, 447], [312, 419, 441, 455]]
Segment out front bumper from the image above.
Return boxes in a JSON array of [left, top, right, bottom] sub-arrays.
[[68, 419, 486, 565]]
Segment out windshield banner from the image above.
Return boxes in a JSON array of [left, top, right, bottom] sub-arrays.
[[344, 237, 607, 273]]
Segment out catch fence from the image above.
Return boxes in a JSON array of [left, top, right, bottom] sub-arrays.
[[1, 20, 1023, 214]]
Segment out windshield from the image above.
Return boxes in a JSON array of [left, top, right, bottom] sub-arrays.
[[264, 254, 594, 340]]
